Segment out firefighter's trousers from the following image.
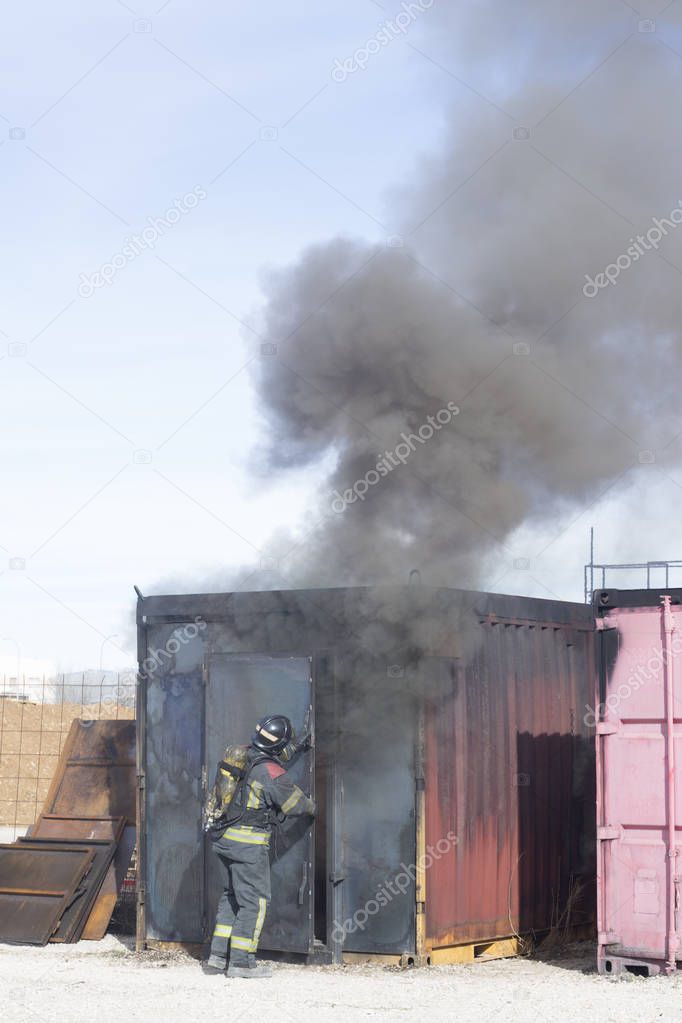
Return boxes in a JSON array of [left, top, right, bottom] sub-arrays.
[[210, 826, 271, 967]]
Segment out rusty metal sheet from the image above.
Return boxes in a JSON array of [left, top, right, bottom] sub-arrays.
[[29, 816, 129, 941], [0, 844, 95, 946], [424, 595, 595, 951], [18, 838, 118, 943], [42, 720, 136, 825], [32, 815, 126, 843], [81, 862, 118, 941], [82, 825, 136, 940]]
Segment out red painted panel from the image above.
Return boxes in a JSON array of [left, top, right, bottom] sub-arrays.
[[425, 614, 595, 950]]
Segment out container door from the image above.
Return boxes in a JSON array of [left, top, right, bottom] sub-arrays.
[[597, 601, 682, 965], [204, 654, 314, 954]]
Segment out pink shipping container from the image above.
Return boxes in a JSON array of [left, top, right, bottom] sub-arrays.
[[596, 588, 682, 976]]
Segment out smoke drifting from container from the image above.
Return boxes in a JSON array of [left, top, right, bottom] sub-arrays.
[[246, 3, 682, 591]]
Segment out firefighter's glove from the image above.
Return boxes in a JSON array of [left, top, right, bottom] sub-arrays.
[[297, 732, 313, 752]]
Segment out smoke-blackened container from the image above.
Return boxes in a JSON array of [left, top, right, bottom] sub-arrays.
[[595, 588, 682, 977], [136, 585, 595, 963]]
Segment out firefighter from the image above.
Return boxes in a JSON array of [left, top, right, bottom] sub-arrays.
[[205, 714, 315, 979]]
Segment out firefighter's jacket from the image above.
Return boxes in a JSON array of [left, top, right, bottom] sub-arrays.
[[206, 746, 315, 835], [245, 759, 315, 827]]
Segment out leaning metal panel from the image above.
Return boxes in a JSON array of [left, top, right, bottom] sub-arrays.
[[0, 844, 94, 945]]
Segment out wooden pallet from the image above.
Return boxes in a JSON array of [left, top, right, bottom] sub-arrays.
[[429, 935, 523, 965]]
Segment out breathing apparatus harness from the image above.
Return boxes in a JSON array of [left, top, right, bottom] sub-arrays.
[[205, 750, 273, 838], [205, 713, 311, 840]]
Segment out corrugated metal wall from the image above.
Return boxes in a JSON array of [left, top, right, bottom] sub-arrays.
[[425, 605, 595, 949]]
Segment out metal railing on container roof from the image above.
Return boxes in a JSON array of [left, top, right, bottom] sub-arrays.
[[584, 558, 682, 604]]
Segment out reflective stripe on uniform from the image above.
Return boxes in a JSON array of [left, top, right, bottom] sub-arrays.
[[280, 789, 303, 814], [222, 825, 269, 845], [230, 936, 253, 951], [246, 780, 264, 809], [213, 923, 233, 938], [251, 897, 268, 951]]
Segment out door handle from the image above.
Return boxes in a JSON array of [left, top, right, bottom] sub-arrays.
[[298, 861, 308, 905]]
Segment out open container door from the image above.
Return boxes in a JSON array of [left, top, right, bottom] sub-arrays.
[[204, 653, 314, 954]]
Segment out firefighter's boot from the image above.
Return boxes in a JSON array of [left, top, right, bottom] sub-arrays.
[[227, 960, 273, 979], [205, 953, 227, 973]]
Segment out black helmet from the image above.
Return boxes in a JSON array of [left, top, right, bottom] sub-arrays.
[[252, 714, 293, 755]]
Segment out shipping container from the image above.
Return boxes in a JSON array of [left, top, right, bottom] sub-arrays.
[[136, 585, 595, 964], [595, 588, 682, 976]]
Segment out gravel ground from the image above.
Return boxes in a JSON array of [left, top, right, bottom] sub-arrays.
[[2, 937, 682, 1023]]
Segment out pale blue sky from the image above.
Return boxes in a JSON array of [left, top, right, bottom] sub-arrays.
[[0, 1, 455, 673], [3, 0, 682, 675]]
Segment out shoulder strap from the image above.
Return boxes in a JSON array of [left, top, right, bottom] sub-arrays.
[[218, 760, 244, 781]]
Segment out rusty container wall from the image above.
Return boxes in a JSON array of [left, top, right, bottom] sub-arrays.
[[424, 593, 596, 955], [595, 588, 682, 977]]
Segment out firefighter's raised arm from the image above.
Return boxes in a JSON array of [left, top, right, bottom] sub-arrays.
[[254, 759, 316, 818]]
